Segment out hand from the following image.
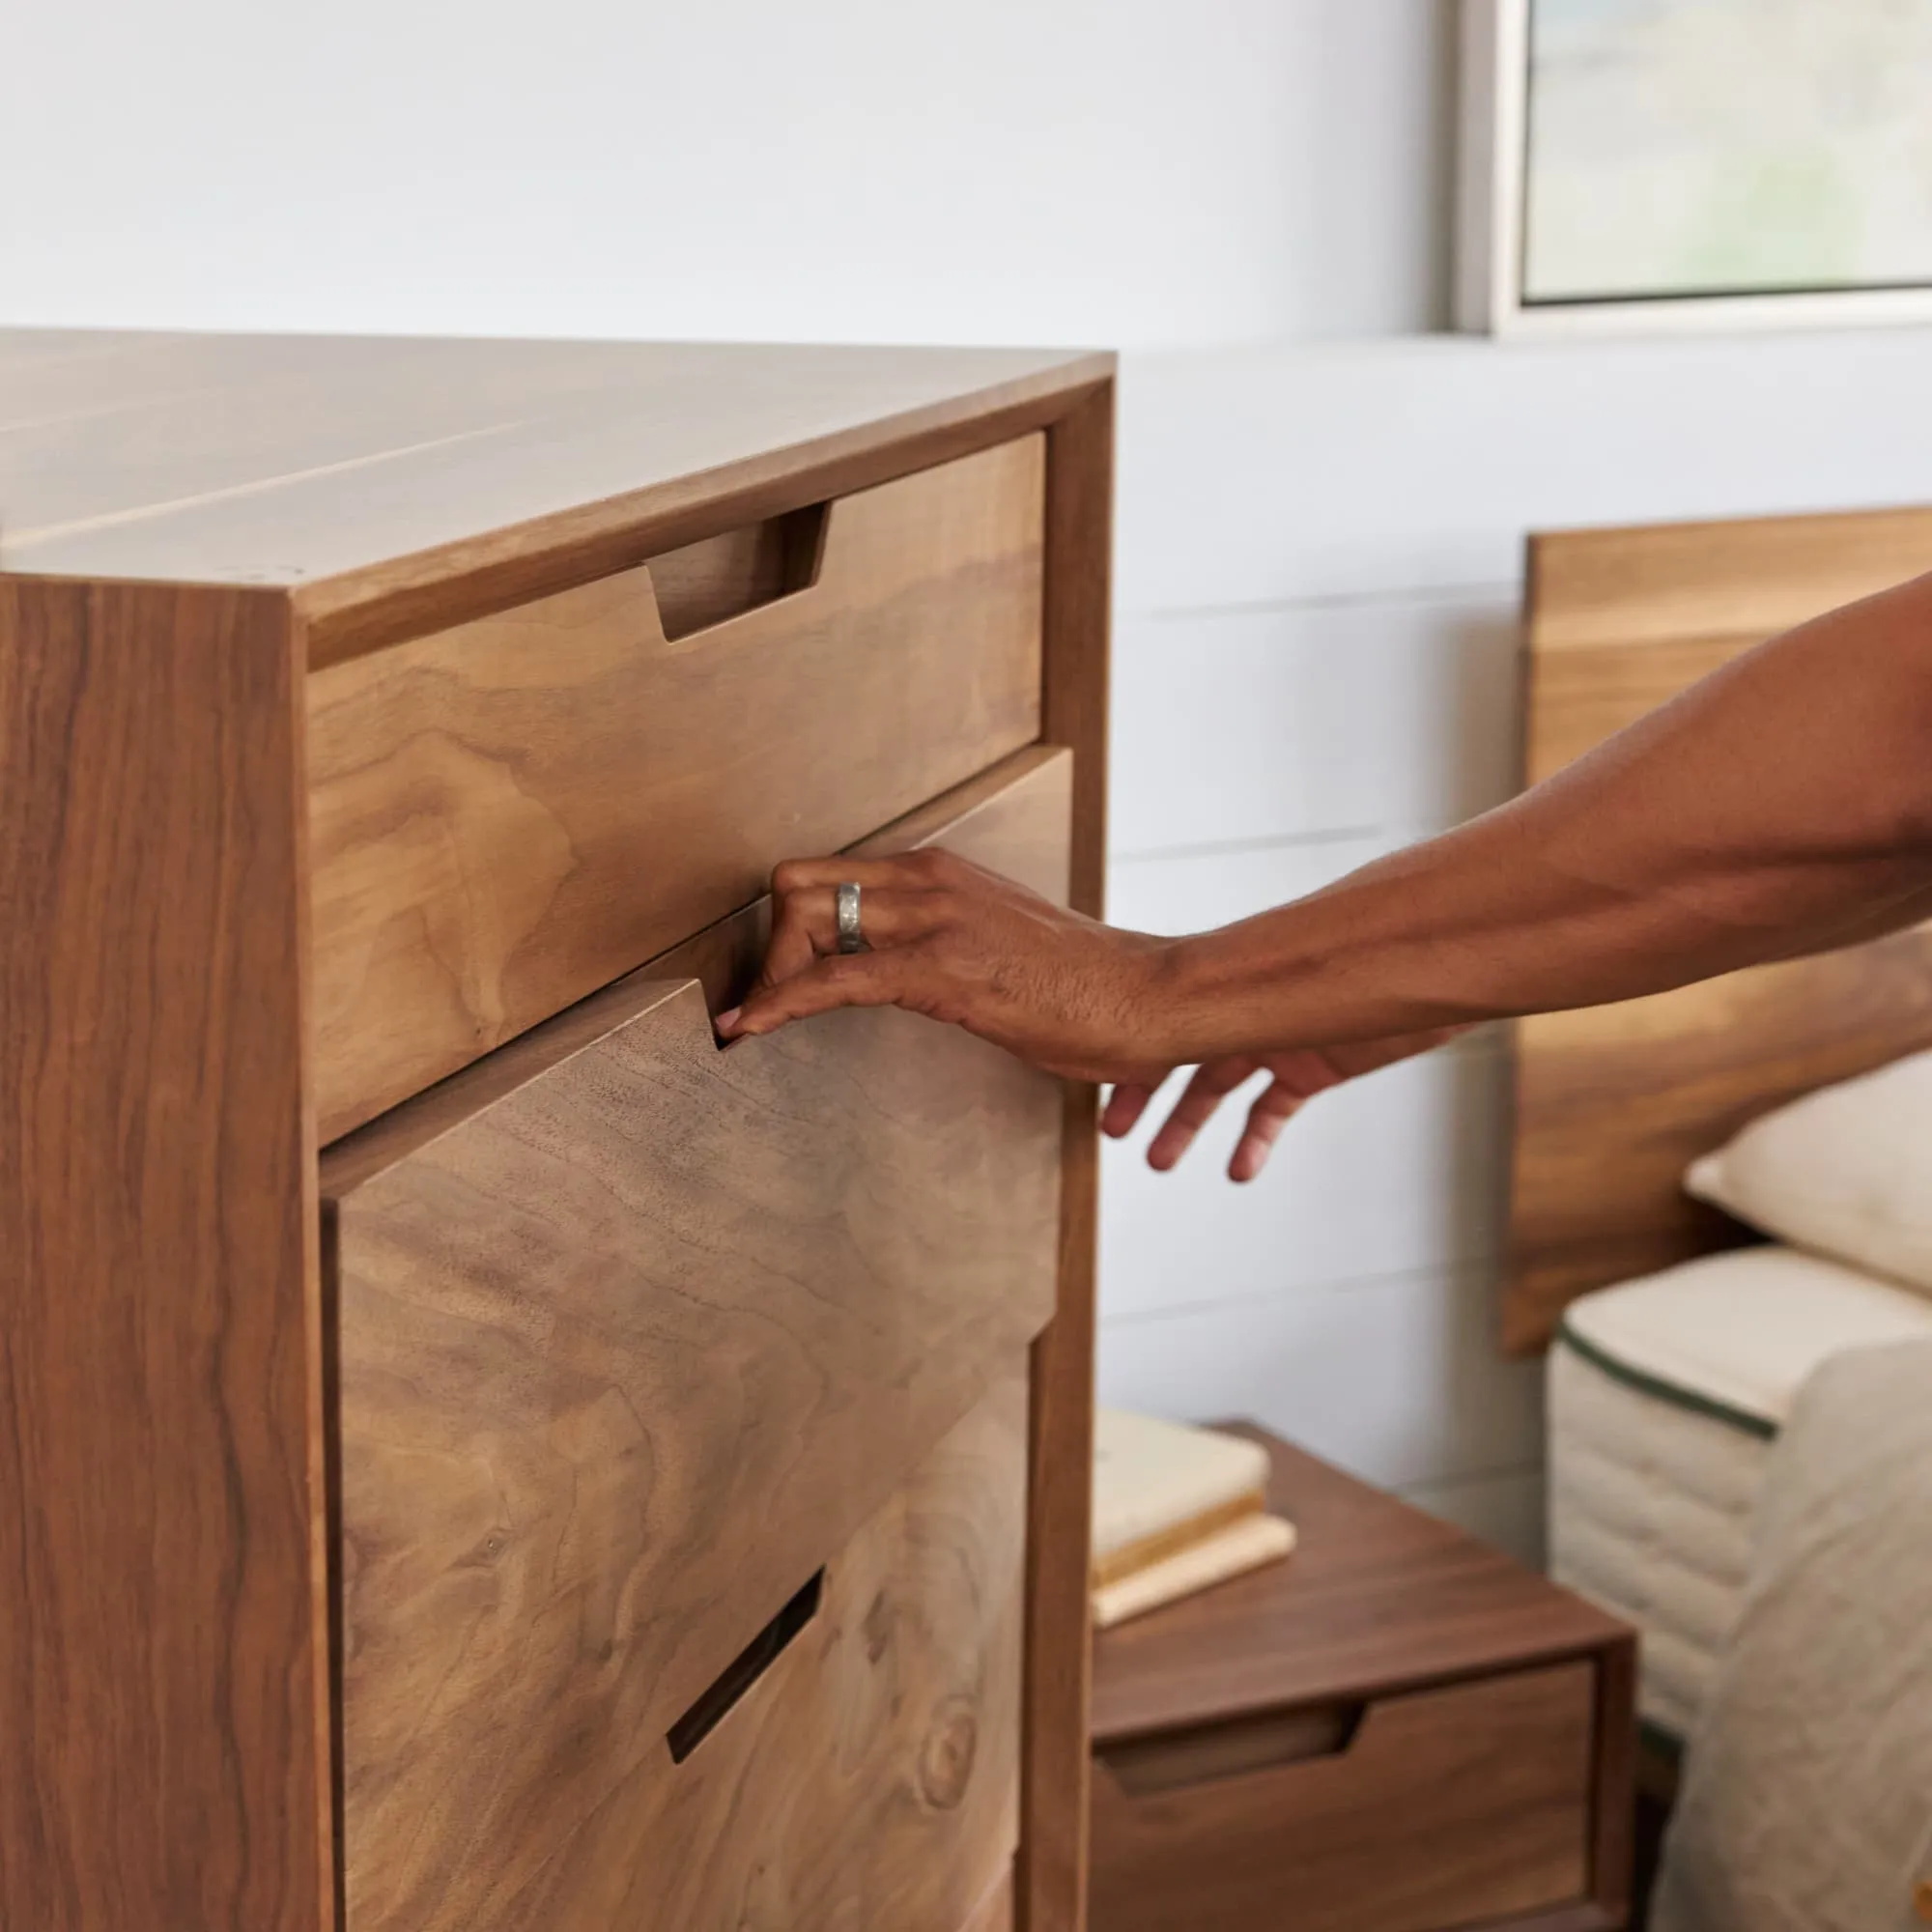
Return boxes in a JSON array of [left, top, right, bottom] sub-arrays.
[[716, 847, 1180, 1084], [1102, 1028, 1470, 1182]]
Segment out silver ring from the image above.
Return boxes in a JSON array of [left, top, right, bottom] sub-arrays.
[[835, 881, 867, 953]]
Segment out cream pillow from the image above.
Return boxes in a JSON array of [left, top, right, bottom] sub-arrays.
[[1686, 1049, 1932, 1295]]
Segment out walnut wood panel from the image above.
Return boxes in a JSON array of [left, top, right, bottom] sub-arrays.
[[1019, 377, 1113, 1932], [1508, 507, 1932, 1351], [0, 578, 329, 1931], [321, 766, 1067, 1931], [610, 1374, 1027, 1932], [307, 435, 1046, 1141], [343, 1370, 1028, 1931], [1091, 1663, 1596, 1932], [387, 747, 1074, 1141], [1527, 505, 1932, 655]]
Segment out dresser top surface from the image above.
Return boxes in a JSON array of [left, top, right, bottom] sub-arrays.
[[0, 328, 1108, 610]]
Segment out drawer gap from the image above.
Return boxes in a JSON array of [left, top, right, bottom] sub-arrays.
[[667, 1569, 826, 1764], [1098, 1700, 1366, 1798], [650, 501, 827, 642]]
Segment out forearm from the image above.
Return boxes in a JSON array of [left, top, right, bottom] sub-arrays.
[[1157, 573, 1932, 1061]]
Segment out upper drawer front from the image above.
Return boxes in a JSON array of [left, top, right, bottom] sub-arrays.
[[322, 752, 1068, 1932], [307, 434, 1046, 1142]]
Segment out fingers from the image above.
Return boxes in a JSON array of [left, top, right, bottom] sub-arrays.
[[1102, 1076, 1172, 1139], [1228, 1078, 1313, 1183], [1145, 1058, 1261, 1172], [720, 951, 910, 1037], [758, 884, 952, 987]]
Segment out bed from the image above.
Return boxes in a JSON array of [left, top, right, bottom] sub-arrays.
[[1508, 503, 1932, 1779]]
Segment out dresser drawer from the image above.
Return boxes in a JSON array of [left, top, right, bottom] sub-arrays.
[[307, 433, 1047, 1141], [603, 1373, 1027, 1932], [319, 753, 1067, 1932], [339, 1368, 1028, 1932], [1090, 1664, 1598, 1932]]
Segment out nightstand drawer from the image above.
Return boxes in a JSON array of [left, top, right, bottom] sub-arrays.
[[1091, 1663, 1598, 1932], [307, 434, 1046, 1141], [319, 753, 1066, 1932]]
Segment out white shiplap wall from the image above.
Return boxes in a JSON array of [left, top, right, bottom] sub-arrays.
[[1101, 328, 1932, 1561], [19, 0, 1932, 1562]]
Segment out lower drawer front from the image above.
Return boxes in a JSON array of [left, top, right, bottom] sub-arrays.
[[352, 1372, 1027, 1930], [639, 1375, 1027, 1932], [1090, 1664, 1597, 1932]]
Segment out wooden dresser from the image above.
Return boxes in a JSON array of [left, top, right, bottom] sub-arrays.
[[0, 330, 1113, 1932]]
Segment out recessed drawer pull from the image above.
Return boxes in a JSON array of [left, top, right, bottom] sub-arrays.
[[668, 1570, 826, 1765], [1097, 1701, 1366, 1798], [648, 501, 828, 644]]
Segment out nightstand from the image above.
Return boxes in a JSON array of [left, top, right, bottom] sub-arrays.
[[1090, 1430, 1636, 1932]]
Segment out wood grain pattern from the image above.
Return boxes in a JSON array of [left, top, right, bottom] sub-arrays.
[[0, 577, 329, 1931], [322, 767, 1069, 1931], [1526, 505, 1932, 656], [1090, 1664, 1595, 1932], [1020, 378, 1114, 1932], [341, 1369, 1028, 1931], [1508, 507, 1932, 1350], [317, 747, 1074, 1193], [307, 435, 1045, 1142], [602, 1373, 1027, 1932]]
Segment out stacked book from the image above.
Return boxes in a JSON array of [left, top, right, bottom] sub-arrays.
[[1091, 1410, 1297, 1630]]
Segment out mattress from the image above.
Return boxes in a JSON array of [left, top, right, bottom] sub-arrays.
[[1548, 1245, 1932, 1748]]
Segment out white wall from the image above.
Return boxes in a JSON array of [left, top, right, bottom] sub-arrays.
[[1106, 327, 1932, 1564], [0, 2, 1451, 348], [16, 0, 1932, 1564]]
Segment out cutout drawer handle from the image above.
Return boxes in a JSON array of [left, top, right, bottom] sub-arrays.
[[1098, 1700, 1366, 1798], [649, 501, 828, 645], [668, 1570, 825, 1764]]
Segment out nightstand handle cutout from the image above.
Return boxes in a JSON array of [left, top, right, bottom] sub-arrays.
[[1098, 1700, 1367, 1798]]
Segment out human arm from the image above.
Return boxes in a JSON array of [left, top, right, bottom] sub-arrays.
[[721, 573, 1932, 1161]]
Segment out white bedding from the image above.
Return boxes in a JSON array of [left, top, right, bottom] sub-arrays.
[[1547, 1247, 1932, 1746], [1651, 1340, 1932, 1932]]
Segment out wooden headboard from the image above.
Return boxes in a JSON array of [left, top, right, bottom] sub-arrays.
[[1503, 505, 1932, 1354]]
